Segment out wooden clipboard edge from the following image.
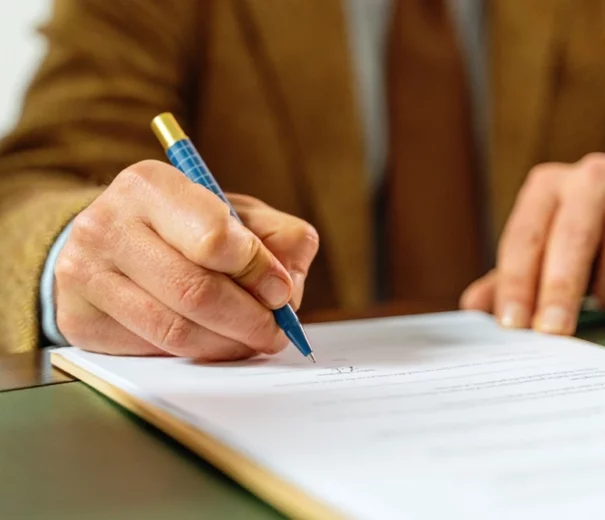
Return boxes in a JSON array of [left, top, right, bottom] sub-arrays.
[[51, 352, 345, 520]]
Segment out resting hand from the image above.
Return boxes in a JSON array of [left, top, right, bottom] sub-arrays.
[[462, 153, 605, 335]]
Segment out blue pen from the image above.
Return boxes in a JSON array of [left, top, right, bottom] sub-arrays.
[[151, 112, 315, 363]]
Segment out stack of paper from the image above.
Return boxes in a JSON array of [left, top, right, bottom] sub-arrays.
[[52, 311, 605, 519]]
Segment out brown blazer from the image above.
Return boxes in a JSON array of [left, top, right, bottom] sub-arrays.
[[1, 0, 604, 353]]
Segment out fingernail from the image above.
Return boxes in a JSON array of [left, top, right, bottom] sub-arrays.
[[257, 276, 290, 307], [500, 302, 530, 329], [536, 305, 570, 334], [289, 271, 305, 296]]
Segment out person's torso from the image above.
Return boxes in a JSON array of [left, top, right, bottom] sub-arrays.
[[182, 0, 605, 310]]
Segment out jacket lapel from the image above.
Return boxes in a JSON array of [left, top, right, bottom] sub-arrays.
[[241, 0, 373, 309]]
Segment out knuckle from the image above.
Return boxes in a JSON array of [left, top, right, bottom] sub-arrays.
[[284, 221, 320, 274], [176, 272, 217, 314], [194, 209, 233, 262], [526, 162, 555, 187], [56, 310, 85, 345], [71, 204, 116, 249], [520, 226, 543, 250], [580, 152, 605, 169], [501, 222, 543, 252], [83, 266, 114, 296], [565, 221, 598, 249], [297, 222, 320, 252], [499, 269, 526, 289], [543, 277, 575, 299], [498, 222, 543, 267], [577, 153, 605, 185], [497, 268, 532, 301], [156, 313, 193, 352], [514, 163, 558, 208], [118, 159, 164, 190], [204, 220, 231, 257], [54, 247, 83, 286]]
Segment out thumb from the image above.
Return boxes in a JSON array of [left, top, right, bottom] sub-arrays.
[[228, 195, 320, 310], [260, 223, 320, 310], [197, 213, 294, 309]]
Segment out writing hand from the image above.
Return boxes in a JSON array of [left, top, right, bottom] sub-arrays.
[[54, 160, 319, 360]]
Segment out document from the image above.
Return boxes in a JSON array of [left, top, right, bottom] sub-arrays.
[[53, 311, 605, 519]]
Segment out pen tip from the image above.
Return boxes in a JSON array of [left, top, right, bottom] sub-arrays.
[[308, 352, 316, 363]]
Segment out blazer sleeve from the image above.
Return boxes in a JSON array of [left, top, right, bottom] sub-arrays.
[[0, 0, 199, 353]]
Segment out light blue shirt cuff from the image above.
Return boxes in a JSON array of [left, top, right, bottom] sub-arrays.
[[40, 221, 73, 346]]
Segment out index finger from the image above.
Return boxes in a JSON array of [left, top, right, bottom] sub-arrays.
[[228, 194, 320, 274]]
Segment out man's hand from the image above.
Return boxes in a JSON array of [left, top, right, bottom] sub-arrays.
[[55, 160, 319, 361], [461, 153, 605, 336]]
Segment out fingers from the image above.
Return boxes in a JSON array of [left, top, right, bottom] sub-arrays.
[[495, 163, 563, 329], [55, 160, 320, 359], [492, 155, 605, 335], [230, 194, 320, 310], [110, 220, 288, 352], [56, 293, 165, 356], [55, 239, 265, 361], [533, 162, 605, 335], [112, 161, 294, 309], [459, 270, 496, 313], [84, 268, 262, 361]]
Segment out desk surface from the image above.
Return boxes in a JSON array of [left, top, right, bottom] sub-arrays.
[[0, 349, 71, 392], [3, 303, 605, 519], [0, 383, 285, 520]]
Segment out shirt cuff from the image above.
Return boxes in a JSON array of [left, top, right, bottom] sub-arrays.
[[40, 221, 73, 346]]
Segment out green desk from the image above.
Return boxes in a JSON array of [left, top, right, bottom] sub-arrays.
[[2, 305, 605, 519], [0, 382, 285, 520]]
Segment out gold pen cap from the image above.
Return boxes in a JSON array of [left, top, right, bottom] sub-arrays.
[[151, 112, 187, 150]]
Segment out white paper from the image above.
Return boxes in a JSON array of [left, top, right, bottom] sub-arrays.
[[54, 311, 605, 519]]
